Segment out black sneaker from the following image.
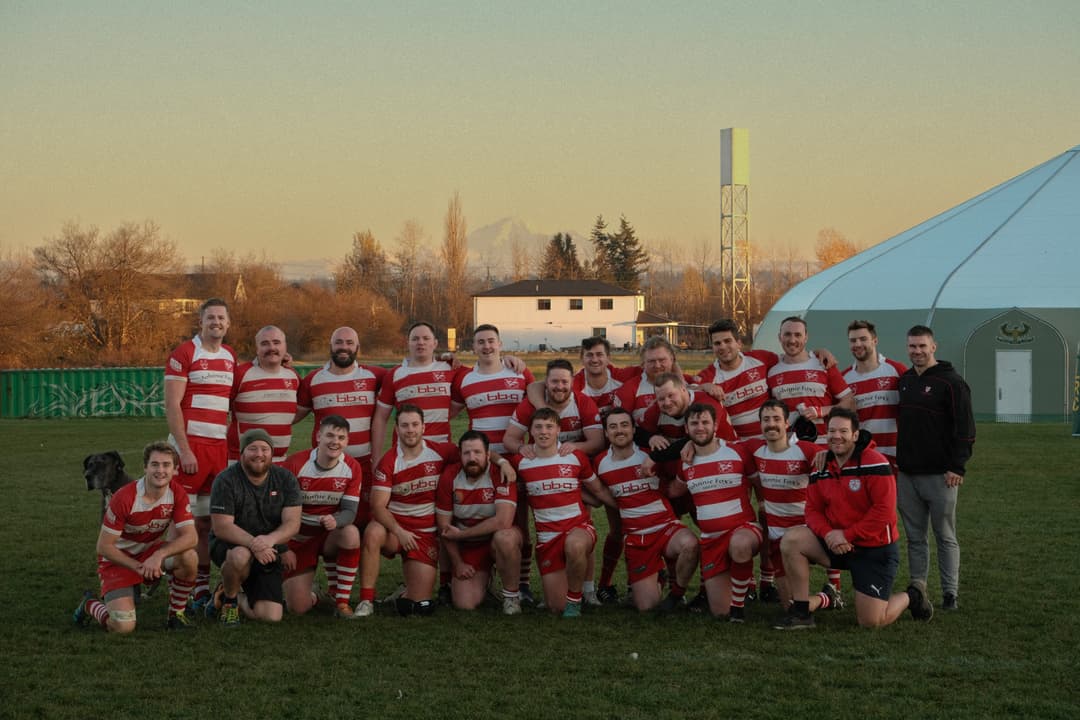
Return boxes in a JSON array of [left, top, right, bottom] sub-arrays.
[[758, 582, 781, 604], [774, 610, 815, 630], [906, 580, 934, 621], [687, 588, 709, 614], [655, 593, 685, 613], [596, 585, 619, 605], [821, 582, 844, 610], [166, 609, 197, 631], [728, 606, 745, 624], [942, 592, 959, 610], [519, 583, 536, 607]]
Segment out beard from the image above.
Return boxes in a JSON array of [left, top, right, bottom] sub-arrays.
[[332, 349, 357, 368], [464, 461, 488, 479]]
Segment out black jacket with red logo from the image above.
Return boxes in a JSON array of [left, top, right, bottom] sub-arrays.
[[896, 361, 975, 476]]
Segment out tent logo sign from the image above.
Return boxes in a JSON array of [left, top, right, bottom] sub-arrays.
[[997, 322, 1033, 345]]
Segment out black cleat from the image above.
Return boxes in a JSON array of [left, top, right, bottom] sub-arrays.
[[519, 583, 537, 607], [906, 580, 934, 621], [437, 584, 452, 607], [687, 588, 709, 614], [774, 610, 815, 630], [758, 582, 781, 604], [655, 593, 685, 613], [596, 585, 619, 605], [942, 592, 959, 611], [821, 582, 844, 610], [728, 606, 745, 624]]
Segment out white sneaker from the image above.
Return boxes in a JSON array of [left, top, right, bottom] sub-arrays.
[[380, 583, 406, 603], [353, 599, 375, 617], [502, 596, 522, 616], [584, 589, 602, 607]]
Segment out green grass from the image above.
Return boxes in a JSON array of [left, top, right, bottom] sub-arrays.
[[1, 419, 1078, 720]]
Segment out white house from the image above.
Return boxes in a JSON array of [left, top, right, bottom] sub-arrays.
[[472, 280, 646, 351]]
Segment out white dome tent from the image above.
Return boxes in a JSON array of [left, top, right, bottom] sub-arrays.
[[756, 144, 1080, 422]]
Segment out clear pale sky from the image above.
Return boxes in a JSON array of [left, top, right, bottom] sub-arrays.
[[3, 1, 1078, 269]]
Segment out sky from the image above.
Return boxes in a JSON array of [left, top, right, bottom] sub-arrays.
[[3, 1, 1078, 275]]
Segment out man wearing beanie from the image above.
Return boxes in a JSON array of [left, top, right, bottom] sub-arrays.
[[208, 428, 302, 626]]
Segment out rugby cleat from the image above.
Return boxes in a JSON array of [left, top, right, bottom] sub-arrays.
[[219, 602, 241, 628], [518, 583, 537, 607], [73, 590, 93, 627], [166, 610, 197, 631], [728, 606, 746, 624], [561, 600, 582, 619], [380, 583, 406, 604], [774, 610, 815, 630], [502, 596, 522, 616], [353, 600, 375, 618], [821, 582, 844, 610], [596, 585, 620, 605], [204, 582, 224, 620], [906, 580, 934, 621], [758, 582, 781, 604], [583, 588, 602, 607], [655, 593, 685, 613], [334, 602, 357, 620]]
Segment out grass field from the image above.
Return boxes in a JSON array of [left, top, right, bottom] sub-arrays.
[[1, 417, 1078, 720]]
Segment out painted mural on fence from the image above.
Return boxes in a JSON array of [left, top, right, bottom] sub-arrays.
[[27, 379, 165, 418]]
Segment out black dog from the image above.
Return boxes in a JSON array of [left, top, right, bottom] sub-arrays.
[[83, 451, 134, 521]]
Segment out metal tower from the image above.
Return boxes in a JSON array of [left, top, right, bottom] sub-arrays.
[[720, 128, 751, 331]]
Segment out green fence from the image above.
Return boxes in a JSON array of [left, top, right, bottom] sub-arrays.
[[0, 364, 330, 419]]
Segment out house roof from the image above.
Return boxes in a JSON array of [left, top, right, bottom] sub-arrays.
[[473, 279, 639, 297], [637, 311, 677, 325]]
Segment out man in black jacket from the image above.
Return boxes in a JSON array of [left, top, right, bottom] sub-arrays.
[[896, 326, 975, 610]]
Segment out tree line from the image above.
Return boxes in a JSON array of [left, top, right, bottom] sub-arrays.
[[1, 193, 859, 367]]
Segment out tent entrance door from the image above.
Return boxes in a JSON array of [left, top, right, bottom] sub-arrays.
[[995, 349, 1032, 422]]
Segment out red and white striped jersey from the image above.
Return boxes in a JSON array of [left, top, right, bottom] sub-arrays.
[[101, 478, 194, 558], [843, 356, 906, 460], [452, 365, 535, 454], [573, 365, 638, 413], [280, 448, 365, 539], [767, 358, 852, 443], [743, 438, 819, 540], [638, 390, 738, 442], [594, 446, 678, 536], [372, 440, 458, 535], [692, 350, 778, 440], [227, 362, 300, 461], [678, 442, 756, 538], [508, 392, 601, 445], [165, 336, 237, 442], [435, 463, 516, 544], [615, 371, 698, 423], [298, 363, 386, 461], [513, 450, 595, 544], [377, 360, 460, 443]]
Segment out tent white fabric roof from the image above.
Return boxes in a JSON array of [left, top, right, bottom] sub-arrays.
[[767, 144, 1080, 318]]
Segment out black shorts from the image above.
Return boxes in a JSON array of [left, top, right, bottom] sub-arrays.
[[816, 537, 899, 600], [210, 539, 285, 606]]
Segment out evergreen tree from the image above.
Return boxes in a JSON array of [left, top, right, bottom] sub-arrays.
[[589, 214, 648, 290], [587, 215, 614, 282], [539, 232, 583, 279]]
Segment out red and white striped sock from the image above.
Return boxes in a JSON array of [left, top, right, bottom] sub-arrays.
[[87, 598, 109, 627], [730, 561, 753, 608], [565, 591, 583, 605], [334, 548, 360, 604], [519, 543, 532, 586], [324, 562, 337, 595], [169, 577, 196, 615], [827, 569, 842, 591], [817, 590, 832, 610]]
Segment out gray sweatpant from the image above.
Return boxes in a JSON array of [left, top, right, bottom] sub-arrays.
[[896, 472, 960, 597]]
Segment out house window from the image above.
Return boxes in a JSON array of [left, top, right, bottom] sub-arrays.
[[569, 298, 583, 310], [599, 298, 614, 310], [592, 327, 606, 338], [537, 299, 551, 311]]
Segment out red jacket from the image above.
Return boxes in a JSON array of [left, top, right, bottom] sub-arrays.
[[805, 431, 898, 548]]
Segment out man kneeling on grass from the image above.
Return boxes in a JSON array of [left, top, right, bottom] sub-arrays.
[[776, 408, 933, 629], [74, 441, 199, 632], [208, 429, 302, 626]]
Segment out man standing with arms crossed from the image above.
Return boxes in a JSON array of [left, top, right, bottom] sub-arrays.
[[165, 297, 236, 610], [896, 325, 975, 611]]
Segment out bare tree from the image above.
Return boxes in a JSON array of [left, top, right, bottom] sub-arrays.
[[390, 220, 426, 320], [33, 220, 184, 362], [0, 249, 61, 367], [510, 237, 532, 280], [441, 191, 469, 334]]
